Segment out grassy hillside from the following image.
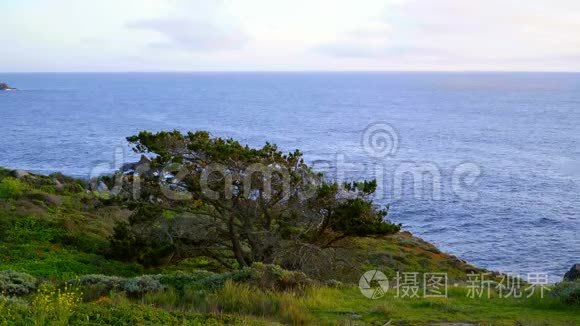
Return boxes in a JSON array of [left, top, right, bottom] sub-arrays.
[[0, 167, 578, 325]]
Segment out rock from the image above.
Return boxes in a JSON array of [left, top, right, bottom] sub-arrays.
[[564, 264, 580, 281], [121, 155, 151, 173], [13, 169, 30, 178], [0, 82, 16, 91], [53, 178, 64, 191], [95, 181, 109, 192]]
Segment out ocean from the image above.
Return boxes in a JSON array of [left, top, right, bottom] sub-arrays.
[[1, 72, 578, 280]]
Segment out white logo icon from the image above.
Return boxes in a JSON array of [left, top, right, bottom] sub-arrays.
[[359, 270, 389, 299]]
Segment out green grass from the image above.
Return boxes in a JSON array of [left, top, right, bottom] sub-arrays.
[[0, 242, 143, 279], [0, 177, 27, 199], [0, 290, 277, 325], [0, 278, 578, 325], [118, 281, 580, 325], [301, 286, 580, 325]]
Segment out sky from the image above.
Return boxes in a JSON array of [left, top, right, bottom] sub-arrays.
[[1, 0, 580, 72]]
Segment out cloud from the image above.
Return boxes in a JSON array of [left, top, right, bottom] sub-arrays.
[[314, 22, 456, 63], [314, 0, 580, 67], [314, 23, 390, 58], [2, 0, 580, 71], [126, 0, 247, 52], [127, 18, 247, 51]]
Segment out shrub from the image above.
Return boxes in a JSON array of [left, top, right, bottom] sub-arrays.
[[0, 270, 37, 296], [54, 232, 108, 254], [180, 265, 313, 293], [75, 274, 124, 301], [552, 282, 580, 305], [32, 283, 82, 325], [5, 217, 61, 243], [74, 274, 164, 298], [76, 274, 123, 290], [245, 263, 313, 292], [0, 168, 13, 182], [50, 172, 86, 194], [0, 177, 26, 199], [120, 275, 165, 297], [0, 295, 29, 323], [188, 269, 251, 291], [158, 270, 215, 294]]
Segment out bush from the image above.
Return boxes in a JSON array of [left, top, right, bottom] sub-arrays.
[[32, 283, 82, 325], [0, 177, 26, 199], [552, 282, 580, 305], [188, 269, 251, 291], [158, 270, 215, 294], [5, 218, 61, 243], [76, 274, 123, 290], [0, 270, 37, 296], [54, 232, 108, 255], [245, 263, 313, 292], [121, 275, 165, 297], [179, 265, 313, 293], [74, 274, 164, 298], [74, 266, 311, 300], [75, 274, 123, 301]]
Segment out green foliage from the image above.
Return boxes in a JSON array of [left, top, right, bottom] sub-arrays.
[[121, 275, 165, 297], [75, 270, 253, 299], [0, 270, 37, 296], [205, 280, 313, 324], [70, 300, 258, 325], [330, 198, 399, 236], [0, 168, 14, 181], [0, 292, 256, 325], [116, 130, 400, 269], [552, 281, 580, 305], [54, 232, 108, 255], [32, 282, 83, 325], [158, 270, 215, 294], [74, 274, 165, 298], [166, 264, 313, 294], [75, 274, 124, 289], [245, 263, 313, 292], [0, 242, 143, 279], [108, 207, 175, 266], [0, 177, 27, 199], [4, 217, 61, 243], [186, 269, 252, 292]]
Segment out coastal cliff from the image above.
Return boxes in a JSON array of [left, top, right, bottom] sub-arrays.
[[1, 166, 579, 324]]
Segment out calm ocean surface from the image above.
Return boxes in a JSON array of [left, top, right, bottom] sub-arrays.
[[1, 72, 578, 280]]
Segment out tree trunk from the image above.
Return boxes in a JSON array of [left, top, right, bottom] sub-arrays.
[[228, 215, 248, 267]]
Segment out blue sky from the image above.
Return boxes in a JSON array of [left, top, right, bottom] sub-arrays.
[[1, 0, 579, 72]]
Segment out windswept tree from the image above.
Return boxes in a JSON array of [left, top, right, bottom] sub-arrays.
[[110, 130, 400, 269]]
